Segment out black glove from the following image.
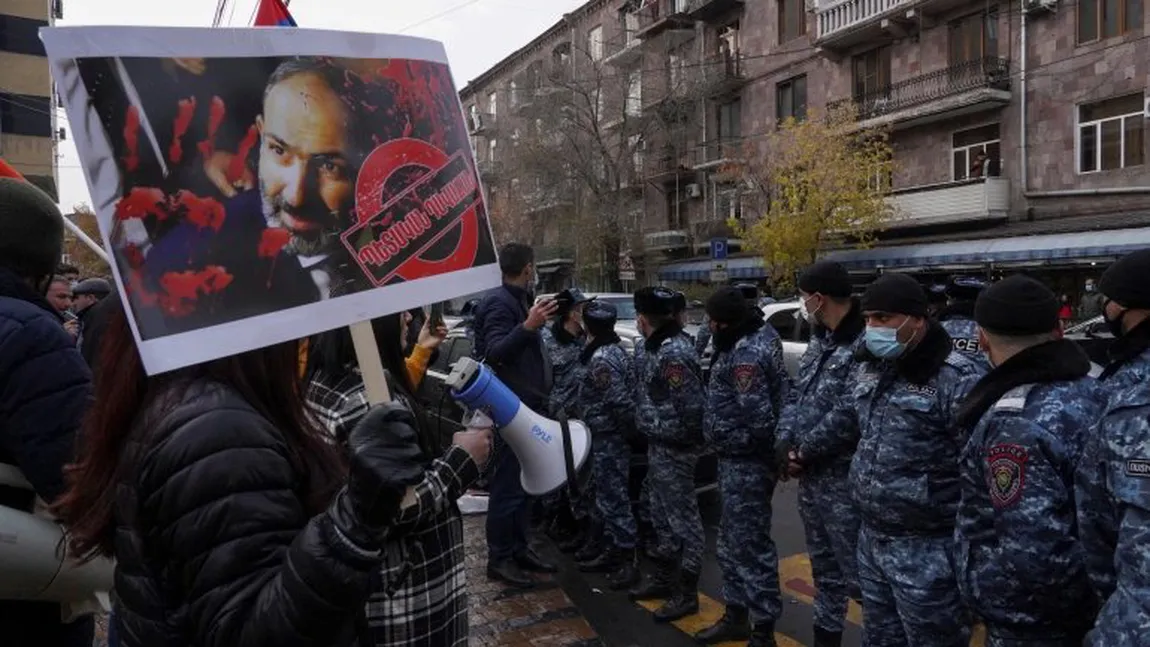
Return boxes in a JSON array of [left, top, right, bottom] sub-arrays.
[[329, 403, 426, 551], [773, 438, 795, 479]]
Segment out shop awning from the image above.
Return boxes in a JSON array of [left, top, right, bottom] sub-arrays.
[[658, 256, 767, 281], [822, 226, 1150, 271]]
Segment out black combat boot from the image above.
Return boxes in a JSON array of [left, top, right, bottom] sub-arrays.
[[813, 626, 843, 647], [577, 545, 621, 573], [606, 548, 640, 590], [573, 532, 602, 562], [555, 528, 585, 552], [628, 557, 675, 600], [653, 569, 699, 622], [693, 605, 750, 643], [747, 621, 778, 647]]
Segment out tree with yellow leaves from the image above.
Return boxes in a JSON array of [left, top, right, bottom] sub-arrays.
[[63, 205, 111, 278], [731, 105, 895, 289]]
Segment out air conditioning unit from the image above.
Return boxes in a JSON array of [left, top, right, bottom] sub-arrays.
[[1024, 0, 1057, 14], [686, 183, 701, 198]]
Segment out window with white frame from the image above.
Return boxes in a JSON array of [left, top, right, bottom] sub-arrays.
[[488, 138, 497, 161], [487, 91, 497, 121], [588, 25, 604, 61], [669, 53, 683, 90], [626, 69, 642, 117], [952, 123, 1001, 180], [509, 80, 519, 108], [1079, 94, 1145, 173], [629, 134, 642, 175]]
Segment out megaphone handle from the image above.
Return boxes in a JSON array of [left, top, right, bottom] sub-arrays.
[[557, 411, 579, 499]]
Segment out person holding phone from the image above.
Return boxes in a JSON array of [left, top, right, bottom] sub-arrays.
[[471, 243, 559, 588]]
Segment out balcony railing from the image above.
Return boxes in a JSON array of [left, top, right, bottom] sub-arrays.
[[702, 52, 747, 97], [644, 229, 690, 251], [692, 138, 743, 170], [646, 146, 696, 183], [685, 0, 745, 21], [830, 57, 1011, 127], [816, 0, 911, 44], [604, 30, 644, 67], [467, 111, 495, 134], [887, 176, 1010, 227], [637, 0, 694, 41]]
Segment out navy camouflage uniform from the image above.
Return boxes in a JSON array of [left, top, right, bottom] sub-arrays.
[[1076, 340, 1150, 645], [777, 303, 866, 635], [580, 342, 638, 551], [836, 323, 984, 646], [940, 315, 992, 373], [540, 324, 594, 524], [956, 343, 1103, 645], [636, 330, 706, 575], [706, 317, 791, 627]]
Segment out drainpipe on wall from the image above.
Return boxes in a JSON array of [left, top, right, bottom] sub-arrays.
[[1019, 0, 1028, 194]]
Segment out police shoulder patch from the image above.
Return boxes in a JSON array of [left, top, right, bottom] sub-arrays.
[[593, 364, 612, 390], [905, 383, 938, 397], [986, 443, 1029, 508], [1125, 459, 1150, 479], [733, 363, 756, 393], [663, 361, 687, 389]]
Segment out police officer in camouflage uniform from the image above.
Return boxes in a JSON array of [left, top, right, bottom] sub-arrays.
[[954, 275, 1102, 645], [628, 286, 706, 622], [693, 287, 790, 647], [1074, 249, 1150, 646], [825, 274, 984, 646], [776, 261, 865, 647], [938, 275, 991, 371], [573, 301, 641, 589], [540, 288, 595, 551]]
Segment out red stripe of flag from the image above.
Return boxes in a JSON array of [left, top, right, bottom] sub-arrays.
[[253, 0, 297, 26]]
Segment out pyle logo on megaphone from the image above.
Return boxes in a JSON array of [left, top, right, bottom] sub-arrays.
[[446, 358, 590, 496]]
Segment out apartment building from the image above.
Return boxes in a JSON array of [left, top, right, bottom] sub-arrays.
[[462, 0, 1148, 294], [0, 0, 60, 199]]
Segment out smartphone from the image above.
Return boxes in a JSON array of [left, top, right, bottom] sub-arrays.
[[428, 302, 446, 329]]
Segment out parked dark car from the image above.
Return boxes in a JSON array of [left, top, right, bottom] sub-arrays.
[[1064, 315, 1114, 367], [415, 327, 718, 504]]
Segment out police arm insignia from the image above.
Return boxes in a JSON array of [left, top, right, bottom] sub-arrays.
[[663, 361, 686, 389], [732, 363, 756, 393], [593, 364, 612, 390], [986, 443, 1029, 509]]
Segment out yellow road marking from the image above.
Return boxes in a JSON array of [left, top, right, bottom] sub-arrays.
[[637, 592, 803, 646], [777, 553, 865, 627]]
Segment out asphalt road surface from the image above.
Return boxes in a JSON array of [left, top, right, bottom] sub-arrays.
[[546, 482, 988, 647]]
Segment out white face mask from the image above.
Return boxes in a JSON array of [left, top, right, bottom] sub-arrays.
[[799, 295, 821, 323]]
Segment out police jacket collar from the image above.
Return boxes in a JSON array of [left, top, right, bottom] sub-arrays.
[[1102, 316, 1150, 381], [644, 321, 683, 352], [955, 339, 1091, 431], [857, 320, 951, 385], [712, 316, 764, 353], [580, 330, 621, 364], [828, 298, 864, 345]]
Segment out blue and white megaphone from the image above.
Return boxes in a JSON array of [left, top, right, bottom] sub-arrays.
[[446, 357, 591, 496]]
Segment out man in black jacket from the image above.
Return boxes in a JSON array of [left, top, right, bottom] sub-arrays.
[[0, 177, 95, 647], [472, 243, 559, 587]]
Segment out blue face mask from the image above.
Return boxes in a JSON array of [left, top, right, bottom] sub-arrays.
[[865, 325, 907, 359]]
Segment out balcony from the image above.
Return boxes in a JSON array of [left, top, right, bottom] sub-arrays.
[[831, 58, 1011, 131], [702, 52, 748, 98], [523, 187, 576, 215], [604, 30, 644, 67], [691, 138, 743, 171], [691, 219, 737, 240], [636, 0, 695, 46], [685, 0, 745, 21], [815, 0, 913, 50], [886, 176, 1010, 228], [467, 111, 496, 135], [536, 245, 576, 267], [645, 146, 696, 184], [645, 229, 691, 252]]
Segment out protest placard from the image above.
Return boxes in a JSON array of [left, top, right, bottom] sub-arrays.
[[43, 26, 500, 375]]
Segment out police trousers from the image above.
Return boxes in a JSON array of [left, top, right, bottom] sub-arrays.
[[717, 457, 781, 625], [858, 525, 969, 647], [647, 442, 705, 574], [592, 434, 637, 549], [799, 467, 861, 632]]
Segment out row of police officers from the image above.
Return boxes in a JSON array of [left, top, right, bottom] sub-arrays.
[[542, 248, 1150, 647]]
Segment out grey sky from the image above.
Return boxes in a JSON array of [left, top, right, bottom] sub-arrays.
[[54, 0, 585, 211]]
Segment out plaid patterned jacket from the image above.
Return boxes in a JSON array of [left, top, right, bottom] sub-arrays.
[[306, 368, 479, 647]]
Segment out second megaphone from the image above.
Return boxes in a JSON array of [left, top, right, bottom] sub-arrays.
[[446, 357, 590, 496]]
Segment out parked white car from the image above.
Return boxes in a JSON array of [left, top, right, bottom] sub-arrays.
[[701, 300, 811, 379]]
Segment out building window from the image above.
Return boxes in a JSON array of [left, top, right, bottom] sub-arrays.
[[952, 123, 1001, 180], [487, 92, 497, 121], [1078, 0, 1142, 43], [629, 134, 643, 174], [668, 53, 683, 90], [776, 75, 807, 123], [0, 93, 51, 138], [852, 46, 891, 101], [948, 10, 998, 66], [624, 12, 640, 46], [626, 69, 642, 117], [718, 98, 741, 141], [0, 15, 48, 57], [778, 0, 806, 43], [588, 25, 604, 60], [488, 139, 497, 161], [1079, 94, 1145, 173], [509, 80, 518, 108]]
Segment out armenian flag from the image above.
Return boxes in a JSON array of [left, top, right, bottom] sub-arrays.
[[253, 0, 297, 27]]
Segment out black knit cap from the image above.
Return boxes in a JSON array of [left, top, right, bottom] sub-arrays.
[[1100, 249, 1150, 309], [634, 286, 676, 316], [583, 300, 617, 335], [0, 178, 64, 279], [861, 273, 928, 317], [798, 261, 852, 298], [734, 283, 759, 301], [706, 286, 750, 325], [974, 275, 1060, 335]]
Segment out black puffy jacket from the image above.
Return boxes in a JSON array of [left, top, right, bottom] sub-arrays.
[[112, 379, 374, 647]]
